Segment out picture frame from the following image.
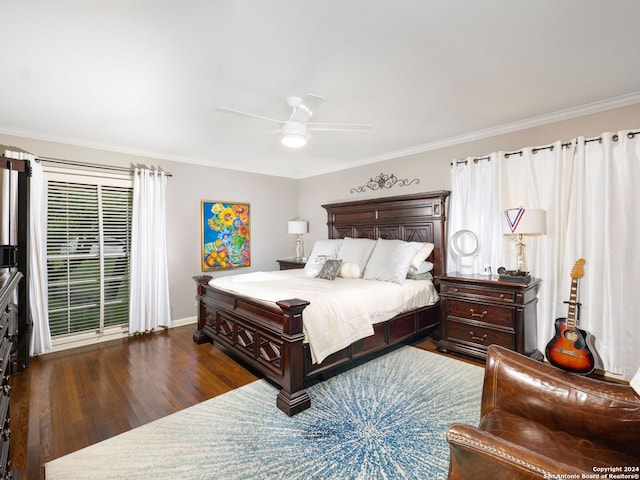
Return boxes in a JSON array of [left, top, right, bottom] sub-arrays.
[[201, 201, 250, 271]]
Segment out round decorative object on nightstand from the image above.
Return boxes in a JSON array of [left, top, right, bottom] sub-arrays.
[[449, 230, 479, 274]]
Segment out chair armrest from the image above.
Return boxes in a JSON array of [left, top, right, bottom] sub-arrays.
[[446, 423, 589, 480], [481, 345, 640, 458]]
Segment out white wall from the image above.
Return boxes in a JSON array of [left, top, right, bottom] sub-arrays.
[[165, 160, 299, 320]]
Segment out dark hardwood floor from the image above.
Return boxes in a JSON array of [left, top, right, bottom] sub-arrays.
[[10, 325, 260, 479], [9, 325, 480, 479]]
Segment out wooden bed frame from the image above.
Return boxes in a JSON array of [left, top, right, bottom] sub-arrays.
[[193, 191, 450, 416]]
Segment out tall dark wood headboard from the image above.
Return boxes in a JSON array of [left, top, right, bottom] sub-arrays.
[[321, 191, 450, 278]]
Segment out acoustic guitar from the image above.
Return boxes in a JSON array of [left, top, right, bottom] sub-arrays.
[[545, 259, 596, 374]]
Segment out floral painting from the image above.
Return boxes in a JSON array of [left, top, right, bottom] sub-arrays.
[[201, 201, 250, 271]]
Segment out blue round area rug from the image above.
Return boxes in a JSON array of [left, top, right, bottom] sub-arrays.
[[45, 346, 484, 480]]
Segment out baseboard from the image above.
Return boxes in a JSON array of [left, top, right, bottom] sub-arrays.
[[171, 316, 197, 328], [41, 316, 198, 356]]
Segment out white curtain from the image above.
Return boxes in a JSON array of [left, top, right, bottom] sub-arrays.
[[1, 154, 51, 355], [449, 129, 640, 379], [448, 153, 502, 275], [129, 168, 171, 334], [29, 160, 52, 354], [564, 132, 639, 379], [498, 142, 563, 376]]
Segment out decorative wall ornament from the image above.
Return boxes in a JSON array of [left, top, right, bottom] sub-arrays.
[[350, 172, 419, 194]]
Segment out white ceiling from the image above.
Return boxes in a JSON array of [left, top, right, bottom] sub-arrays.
[[2, 1, 640, 179]]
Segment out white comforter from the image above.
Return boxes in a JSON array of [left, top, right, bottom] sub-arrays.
[[208, 270, 438, 364]]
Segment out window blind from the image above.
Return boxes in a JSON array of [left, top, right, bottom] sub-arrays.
[[46, 179, 133, 337]]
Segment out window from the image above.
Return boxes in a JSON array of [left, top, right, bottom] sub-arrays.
[[46, 173, 133, 339]]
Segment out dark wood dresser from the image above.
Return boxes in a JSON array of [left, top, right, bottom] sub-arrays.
[[0, 272, 21, 479], [436, 273, 541, 361], [0, 154, 31, 479]]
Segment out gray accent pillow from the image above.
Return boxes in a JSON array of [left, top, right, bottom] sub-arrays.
[[316, 259, 343, 280], [406, 271, 434, 281]]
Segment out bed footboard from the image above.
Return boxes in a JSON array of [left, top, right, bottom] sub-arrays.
[[193, 275, 312, 416]]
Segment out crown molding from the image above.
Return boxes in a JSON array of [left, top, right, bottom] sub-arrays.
[[333, 91, 640, 174], [2, 91, 639, 180]]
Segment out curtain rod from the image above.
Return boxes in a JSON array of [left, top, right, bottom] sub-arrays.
[[504, 130, 640, 158], [36, 156, 173, 177], [452, 130, 640, 164], [450, 155, 490, 166]]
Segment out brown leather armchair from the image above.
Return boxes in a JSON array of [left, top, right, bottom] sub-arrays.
[[446, 344, 640, 479]]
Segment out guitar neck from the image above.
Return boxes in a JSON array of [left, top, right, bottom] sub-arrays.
[[566, 278, 579, 329]]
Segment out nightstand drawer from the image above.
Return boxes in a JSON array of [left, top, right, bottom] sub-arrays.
[[447, 320, 515, 350], [441, 284, 516, 303], [448, 299, 514, 328]]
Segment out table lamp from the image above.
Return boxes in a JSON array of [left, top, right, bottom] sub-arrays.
[[287, 220, 308, 259], [503, 207, 546, 272]]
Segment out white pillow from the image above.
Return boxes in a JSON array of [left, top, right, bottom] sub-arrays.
[[363, 238, 420, 284], [410, 260, 434, 275], [409, 242, 435, 270], [339, 262, 361, 279], [336, 237, 377, 276], [406, 261, 434, 280], [304, 239, 343, 277]]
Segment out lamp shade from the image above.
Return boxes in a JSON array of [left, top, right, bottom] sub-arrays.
[[504, 208, 546, 235], [288, 220, 308, 235]]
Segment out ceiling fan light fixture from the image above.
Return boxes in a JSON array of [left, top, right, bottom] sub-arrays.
[[282, 121, 307, 148], [216, 95, 371, 148], [282, 134, 306, 148]]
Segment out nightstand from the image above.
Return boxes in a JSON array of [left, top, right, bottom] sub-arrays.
[[436, 273, 542, 361], [276, 257, 307, 270]]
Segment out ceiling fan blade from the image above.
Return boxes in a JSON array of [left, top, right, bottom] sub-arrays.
[[302, 94, 325, 115], [289, 94, 326, 123], [307, 122, 372, 132], [233, 127, 282, 140], [215, 106, 283, 124]]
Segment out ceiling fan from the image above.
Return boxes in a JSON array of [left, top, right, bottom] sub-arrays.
[[216, 94, 371, 148]]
